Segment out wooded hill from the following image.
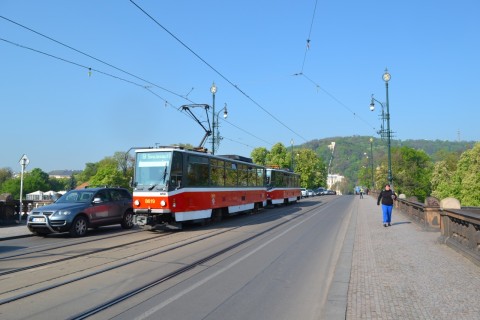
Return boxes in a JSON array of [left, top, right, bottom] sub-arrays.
[[301, 136, 475, 188]]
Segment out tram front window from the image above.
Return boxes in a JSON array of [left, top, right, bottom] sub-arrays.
[[134, 151, 172, 190]]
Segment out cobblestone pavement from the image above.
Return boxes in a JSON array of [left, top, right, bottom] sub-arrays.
[[347, 196, 480, 319]]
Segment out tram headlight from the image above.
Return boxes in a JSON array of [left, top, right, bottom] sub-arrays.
[[134, 200, 140, 206], [160, 200, 166, 207]]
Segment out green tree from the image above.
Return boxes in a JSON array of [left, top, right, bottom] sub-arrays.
[[251, 147, 269, 166], [23, 168, 51, 195], [266, 143, 289, 168], [0, 168, 51, 199], [431, 151, 460, 200], [451, 142, 480, 206], [89, 157, 130, 188], [75, 162, 98, 185], [0, 168, 13, 187], [49, 177, 71, 191], [0, 177, 21, 198], [295, 149, 326, 189], [0, 168, 13, 193], [391, 146, 432, 201]]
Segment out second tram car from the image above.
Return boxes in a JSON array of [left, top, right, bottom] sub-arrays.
[[132, 147, 267, 228], [266, 168, 301, 206]]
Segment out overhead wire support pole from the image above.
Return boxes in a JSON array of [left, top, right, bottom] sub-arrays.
[[369, 69, 392, 187], [385, 76, 392, 187]]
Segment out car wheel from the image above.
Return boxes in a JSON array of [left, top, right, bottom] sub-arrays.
[[69, 216, 88, 237], [121, 210, 134, 229]]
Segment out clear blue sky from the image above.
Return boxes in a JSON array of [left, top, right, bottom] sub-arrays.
[[2, 0, 479, 173]]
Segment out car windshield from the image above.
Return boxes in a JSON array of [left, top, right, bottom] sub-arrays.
[[56, 191, 95, 203]]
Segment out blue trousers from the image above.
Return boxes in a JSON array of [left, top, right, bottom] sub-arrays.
[[382, 204, 393, 223]]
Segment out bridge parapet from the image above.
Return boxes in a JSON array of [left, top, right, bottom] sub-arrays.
[[396, 196, 441, 231], [440, 207, 480, 266]]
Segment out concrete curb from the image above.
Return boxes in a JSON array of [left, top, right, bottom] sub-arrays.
[[322, 197, 358, 319]]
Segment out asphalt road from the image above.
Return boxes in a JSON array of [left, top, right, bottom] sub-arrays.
[[0, 195, 353, 320]]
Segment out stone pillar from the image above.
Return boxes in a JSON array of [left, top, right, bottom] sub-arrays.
[[439, 197, 461, 237], [424, 197, 441, 231]]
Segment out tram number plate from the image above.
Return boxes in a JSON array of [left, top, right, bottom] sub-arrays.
[[33, 217, 45, 222]]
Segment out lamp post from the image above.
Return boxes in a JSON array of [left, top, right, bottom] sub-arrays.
[[290, 139, 294, 171], [370, 68, 392, 187], [210, 82, 217, 154], [214, 103, 228, 152], [19, 154, 29, 223], [369, 137, 374, 190]]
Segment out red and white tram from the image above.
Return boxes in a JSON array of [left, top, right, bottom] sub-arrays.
[[132, 147, 267, 228], [266, 168, 301, 206]]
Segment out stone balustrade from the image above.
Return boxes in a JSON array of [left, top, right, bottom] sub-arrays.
[[439, 206, 480, 266]]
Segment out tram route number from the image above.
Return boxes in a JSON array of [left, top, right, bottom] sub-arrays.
[[144, 198, 156, 204]]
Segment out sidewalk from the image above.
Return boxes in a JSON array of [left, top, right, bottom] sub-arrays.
[[0, 221, 33, 240], [347, 195, 480, 319]]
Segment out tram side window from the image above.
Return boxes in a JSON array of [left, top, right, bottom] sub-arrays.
[[225, 162, 238, 186], [210, 159, 225, 186], [238, 164, 248, 186], [187, 155, 209, 186], [272, 171, 282, 187], [247, 166, 256, 187], [257, 168, 265, 187]]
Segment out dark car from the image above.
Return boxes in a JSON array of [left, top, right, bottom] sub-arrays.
[[27, 187, 134, 237]]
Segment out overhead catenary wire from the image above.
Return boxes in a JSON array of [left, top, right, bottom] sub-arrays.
[[0, 36, 269, 151], [129, 0, 309, 143], [0, 15, 194, 104], [300, 0, 319, 73], [299, 73, 377, 130], [293, 1, 378, 134], [2, 14, 281, 151], [0, 16, 272, 151]]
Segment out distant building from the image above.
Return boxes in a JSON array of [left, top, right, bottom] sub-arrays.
[[327, 174, 344, 190], [48, 170, 81, 179], [26, 190, 63, 201]]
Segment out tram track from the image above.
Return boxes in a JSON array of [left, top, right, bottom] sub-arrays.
[[0, 228, 145, 260], [0, 198, 333, 318], [71, 199, 333, 319], [0, 207, 282, 277], [0, 231, 173, 277]]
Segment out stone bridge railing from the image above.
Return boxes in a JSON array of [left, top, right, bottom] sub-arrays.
[[374, 193, 480, 266]]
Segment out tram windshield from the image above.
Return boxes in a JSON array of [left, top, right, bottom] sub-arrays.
[[134, 151, 172, 190]]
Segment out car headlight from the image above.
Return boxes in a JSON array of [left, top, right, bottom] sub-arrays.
[[55, 210, 71, 216]]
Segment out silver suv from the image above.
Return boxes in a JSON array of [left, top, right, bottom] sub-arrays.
[[27, 187, 133, 237]]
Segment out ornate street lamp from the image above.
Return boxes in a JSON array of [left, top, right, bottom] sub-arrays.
[[19, 154, 29, 223], [370, 68, 392, 187], [213, 103, 228, 152], [210, 82, 217, 154]]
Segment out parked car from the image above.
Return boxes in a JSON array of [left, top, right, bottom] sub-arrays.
[[307, 189, 315, 197], [27, 187, 134, 237], [301, 188, 308, 198], [315, 187, 326, 196], [325, 189, 337, 195]]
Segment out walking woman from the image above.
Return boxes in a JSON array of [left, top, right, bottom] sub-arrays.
[[377, 184, 397, 227]]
